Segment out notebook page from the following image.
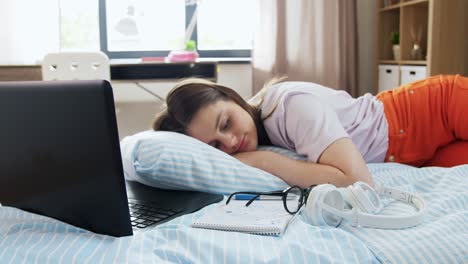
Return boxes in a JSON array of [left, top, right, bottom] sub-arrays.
[[191, 200, 294, 236]]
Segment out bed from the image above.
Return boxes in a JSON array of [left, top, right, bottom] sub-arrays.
[[1, 160, 466, 263]]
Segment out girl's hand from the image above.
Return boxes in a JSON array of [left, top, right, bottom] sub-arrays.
[[233, 148, 374, 188]]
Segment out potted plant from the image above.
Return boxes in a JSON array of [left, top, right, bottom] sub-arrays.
[[391, 32, 400, 60], [168, 40, 199, 62]]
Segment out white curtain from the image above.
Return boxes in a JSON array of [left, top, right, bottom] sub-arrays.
[[252, 0, 358, 97], [0, 0, 60, 65]]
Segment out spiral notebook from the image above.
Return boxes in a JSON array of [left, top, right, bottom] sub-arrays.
[[191, 200, 294, 236]]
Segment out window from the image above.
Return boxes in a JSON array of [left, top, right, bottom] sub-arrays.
[[98, 0, 256, 59], [1, 0, 255, 64], [196, 0, 255, 57], [99, 0, 186, 58], [0, 0, 61, 65], [60, 0, 100, 51]]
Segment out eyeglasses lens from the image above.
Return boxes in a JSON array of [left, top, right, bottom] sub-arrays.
[[285, 187, 302, 213]]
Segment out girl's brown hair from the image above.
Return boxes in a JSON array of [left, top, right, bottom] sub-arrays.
[[153, 77, 286, 146]]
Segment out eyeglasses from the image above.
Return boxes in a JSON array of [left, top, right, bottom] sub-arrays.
[[226, 185, 316, 214]]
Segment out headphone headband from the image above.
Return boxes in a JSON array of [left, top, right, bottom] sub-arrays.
[[306, 182, 426, 229]]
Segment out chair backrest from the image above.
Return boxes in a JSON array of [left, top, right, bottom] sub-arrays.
[[41, 52, 110, 81]]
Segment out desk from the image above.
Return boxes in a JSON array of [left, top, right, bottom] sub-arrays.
[[0, 60, 218, 82], [110, 60, 218, 81], [0, 61, 254, 103], [108, 60, 218, 103]]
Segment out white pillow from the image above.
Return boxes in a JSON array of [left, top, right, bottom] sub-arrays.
[[120, 131, 306, 195]]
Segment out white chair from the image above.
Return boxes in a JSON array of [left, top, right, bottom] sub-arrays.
[[41, 52, 110, 81]]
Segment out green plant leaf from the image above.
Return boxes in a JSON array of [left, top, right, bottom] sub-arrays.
[[390, 32, 400, 45], [185, 40, 197, 51]]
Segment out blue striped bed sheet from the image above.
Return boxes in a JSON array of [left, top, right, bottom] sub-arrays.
[[0, 206, 376, 263], [0, 163, 467, 263], [344, 163, 468, 264]]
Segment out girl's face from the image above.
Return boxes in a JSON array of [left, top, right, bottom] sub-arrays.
[[186, 100, 258, 154]]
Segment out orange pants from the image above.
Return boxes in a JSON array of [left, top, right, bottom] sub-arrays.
[[376, 75, 468, 167]]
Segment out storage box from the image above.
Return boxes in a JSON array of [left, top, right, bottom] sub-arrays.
[[400, 65, 427, 85], [378, 64, 399, 92]]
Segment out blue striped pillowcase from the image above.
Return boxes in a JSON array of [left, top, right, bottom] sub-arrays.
[[120, 131, 306, 195]]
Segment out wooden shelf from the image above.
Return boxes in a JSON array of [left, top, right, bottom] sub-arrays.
[[376, 0, 468, 93], [400, 60, 427, 65], [401, 0, 428, 8], [380, 0, 428, 12], [379, 4, 401, 12], [379, 60, 427, 65], [379, 60, 399, 64]]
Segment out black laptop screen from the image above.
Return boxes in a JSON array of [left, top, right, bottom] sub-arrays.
[[0, 80, 132, 237]]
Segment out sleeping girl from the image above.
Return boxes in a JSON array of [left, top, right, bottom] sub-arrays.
[[152, 75, 468, 188]]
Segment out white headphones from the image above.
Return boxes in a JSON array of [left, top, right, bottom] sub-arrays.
[[303, 181, 426, 229]]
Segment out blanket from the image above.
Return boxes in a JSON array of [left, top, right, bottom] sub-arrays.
[[0, 163, 466, 263]]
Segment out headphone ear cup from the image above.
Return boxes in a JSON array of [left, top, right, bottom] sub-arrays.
[[347, 182, 382, 213], [305, 184, 344, 226], [338, 187, 357, 209]]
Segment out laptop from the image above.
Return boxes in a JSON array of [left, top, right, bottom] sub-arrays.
[[0, 80, 223, 237]]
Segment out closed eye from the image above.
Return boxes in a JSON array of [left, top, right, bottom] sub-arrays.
[[209, 117, 229, 149], [221, 118, 230, 131]]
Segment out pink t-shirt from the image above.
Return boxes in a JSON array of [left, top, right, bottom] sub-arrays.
[[261, 82, 389, 163]]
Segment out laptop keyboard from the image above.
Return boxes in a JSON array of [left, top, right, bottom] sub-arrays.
[[128, 199, 182, 229]]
